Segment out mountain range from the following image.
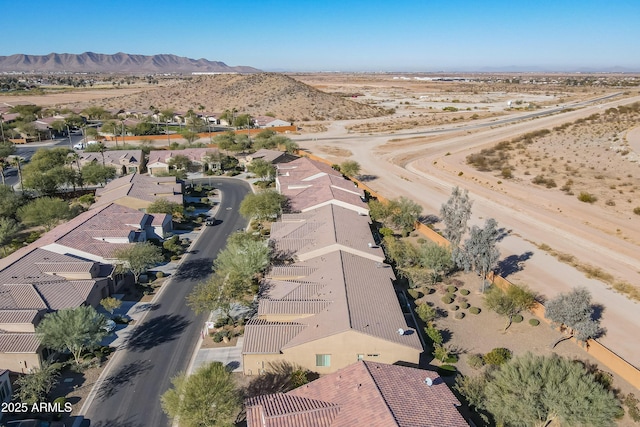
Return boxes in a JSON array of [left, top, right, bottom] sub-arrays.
[[0, 52, 260, 74]]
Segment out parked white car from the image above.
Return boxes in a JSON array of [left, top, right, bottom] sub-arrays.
[[73, 140, 99, 150]]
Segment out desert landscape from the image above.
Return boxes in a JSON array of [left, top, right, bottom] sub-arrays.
[[2, 71, 639, 369]]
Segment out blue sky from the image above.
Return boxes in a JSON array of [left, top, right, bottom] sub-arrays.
[[2, 0, 638, 71]]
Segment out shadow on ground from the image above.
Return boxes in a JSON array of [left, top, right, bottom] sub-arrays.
[[97, 361, 151, 401], [125, 314, 190, 352], [174, 258, 213, 280]]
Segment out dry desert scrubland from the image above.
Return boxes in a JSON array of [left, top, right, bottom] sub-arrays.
[[3, 72, 640, 394]]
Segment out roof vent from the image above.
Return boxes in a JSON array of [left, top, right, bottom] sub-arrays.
[[397, 328, 405, 336], [424, 377, 433, 387]]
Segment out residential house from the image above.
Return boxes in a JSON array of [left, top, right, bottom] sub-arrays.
[[242, 250, 422, 376], [77, 149, 143, 176], [0, 247, 113, 372], [252, 115, 292, 128], [147, 148, 221, 176], [241, 149, 298, 169], [270, 205, 384, 263], [93, 173, 183, 211], [277, 158, 368, 215], [36, 203, 171, 267], [245, 361, 468, 427]]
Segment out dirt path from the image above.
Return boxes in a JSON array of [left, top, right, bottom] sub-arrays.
[[295, 94, 640, 369]]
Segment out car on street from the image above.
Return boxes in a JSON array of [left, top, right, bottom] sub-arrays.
[[205, 217, 216, 226]]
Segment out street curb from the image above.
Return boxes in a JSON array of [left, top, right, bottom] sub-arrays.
[[76, 185, 224, 423]]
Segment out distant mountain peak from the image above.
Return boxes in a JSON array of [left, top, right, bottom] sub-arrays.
[[0, 52, 260, 74]]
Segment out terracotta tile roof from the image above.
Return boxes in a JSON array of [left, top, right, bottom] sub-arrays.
[[246, 393, 340, 427], [93, 173, 183, 207], [278, 173, 367, 214], [246, 361, 468, 427], [35, 280, 97, 310], [270, 205, 384, 262], [0, 333, 41, 353]]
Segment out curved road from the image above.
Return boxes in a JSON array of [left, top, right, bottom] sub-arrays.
[[81, 178, 251, 427]]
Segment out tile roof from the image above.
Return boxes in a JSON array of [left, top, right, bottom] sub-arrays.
[[246, 393, 340, 427], [270, 205, 384, 262], [278, 172, 367, 214], [77, 150, 143, 170], [0, 333, 41, 353], [93, 173, 183, 207], [147, 148, 219, 165], [243, 319, 306, 354], [244, 251, 421, 355], [246, 361, 468, 427], [0, 310, 40, 324]]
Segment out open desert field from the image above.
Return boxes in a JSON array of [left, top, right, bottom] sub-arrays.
[[286, 73, 640, 370]]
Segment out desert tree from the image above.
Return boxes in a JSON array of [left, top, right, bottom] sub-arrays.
[[484, 283, 537, 330], [167, 154, 193, 172], [0, 142, 16, 185], [161, 361, 241, 427], [386, 196, 423, 236], [545, 287, 603, 347], [100, 297, 122, 315], [417, 241, 453, 284], [17, 197, 72, 231], [456, 218, 500, 292], [0, 184, 24, 218], [239, 190, 286, 225], [214, 232, 270, 294], [187, 274, 234, 317], [15, 362, 60, 405], [484, 353, 621, 427], [246, 158, 276, 181], [146, 197, 184, 219], [81, 163, 116, 186], [440, 186, 473, 246], [114, 242, 164, 284], [0, 216, 21, 256], [339, 160, 361, 178], [36, 306, 108, 365]]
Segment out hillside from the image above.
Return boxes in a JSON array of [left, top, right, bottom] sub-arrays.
[[74, 73, 389, 121], [0, 52, 260, 74]]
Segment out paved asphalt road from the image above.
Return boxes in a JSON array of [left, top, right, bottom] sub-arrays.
[[81, 178, 251, 427]]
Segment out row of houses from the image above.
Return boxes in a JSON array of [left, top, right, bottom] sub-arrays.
[[242, 157, 468, 426], [0, 173, 181, 372]]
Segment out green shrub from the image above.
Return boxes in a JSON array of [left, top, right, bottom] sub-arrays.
[[450, 305, 459, 311], [484, 347, 512, 365], [445, 292, 456, 300], [469, 307, 481, 314], [379, 227, 394, 237], [634, 207, 640, 215], [416, 303, 437, 323], [578, 192, 598, 203], [445, 355, 459, 364], [447, 285, 458, 293], [512, 314, 524, 323], [155, 271, 164, 279], [468, 353, 485, 370], [460, 289, 470, 296], [441, 296, 453, 304], [437, 364, 457, 376], [425, 325, 443, 345], [455, 312, 465, 319], [212, 331, 224, 343], [407, 289, 420, 299], [529, 318, 540, 326], [460, 302, 470, 309]]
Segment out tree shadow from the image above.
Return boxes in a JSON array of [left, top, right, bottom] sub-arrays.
[[591, 303, 605, 322], [85, 414, 145, 427], [496, 251, 533, 277], [96, 361, 151, 401], [125, 314, 190, 352], [496, 227, 511, 242], [419, 214, 440, 225], [357, 174, 378, 182], [175, 258, 213, 280]]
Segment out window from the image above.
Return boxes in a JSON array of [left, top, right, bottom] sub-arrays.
[[315, 354, 331, 367]]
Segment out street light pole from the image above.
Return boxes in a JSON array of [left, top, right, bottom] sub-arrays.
[[167, 120, 170, 145], [66, 125, 73, 149]]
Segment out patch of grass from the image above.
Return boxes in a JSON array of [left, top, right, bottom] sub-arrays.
[[437, 364, 457, 376]]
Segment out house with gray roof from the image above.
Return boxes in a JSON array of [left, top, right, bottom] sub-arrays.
[[245, 361, 468, 427], [0, 247, 113, 373], [77, 149, 143, 176], [93, 172, 183, 210], [276, 158, 368, 215]]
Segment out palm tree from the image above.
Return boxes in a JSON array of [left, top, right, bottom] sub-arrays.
[[9, 156, 24, 190]]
